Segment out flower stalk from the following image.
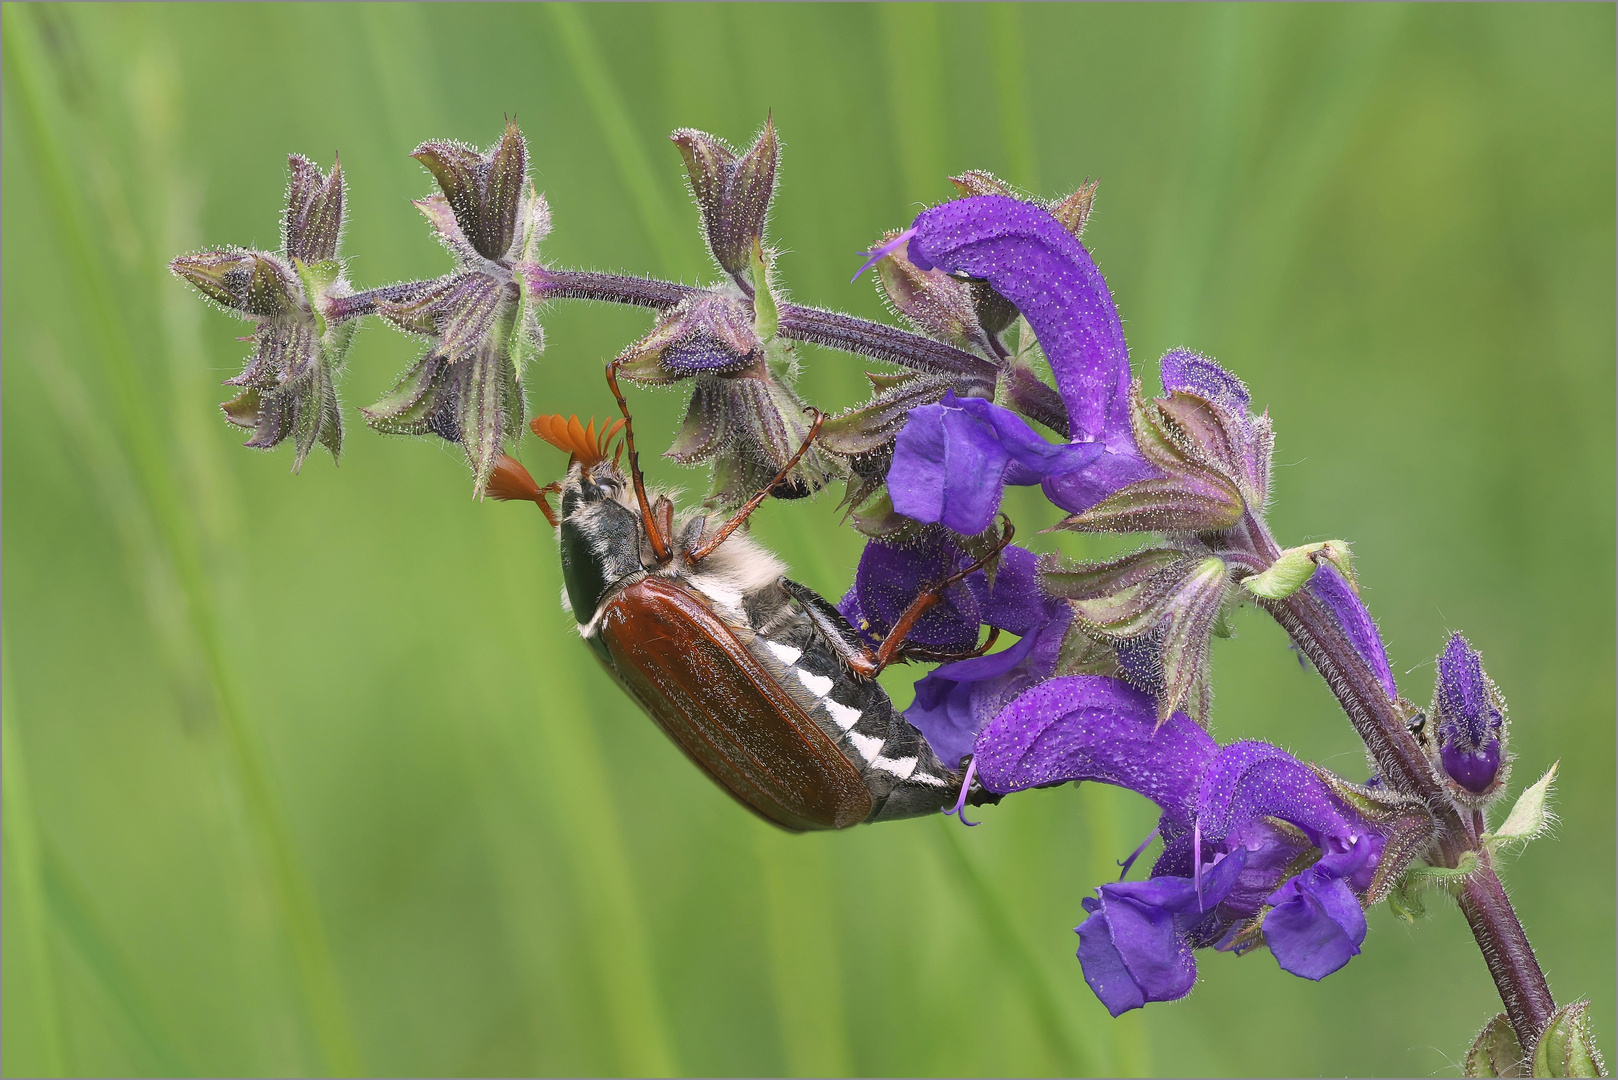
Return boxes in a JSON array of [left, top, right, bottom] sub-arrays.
[[1225, 509, 1556, 1050]]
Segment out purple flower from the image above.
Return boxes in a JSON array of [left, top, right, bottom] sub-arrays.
[[875, 197, 1156, 526], [888, 392, 1100, 535], [838, 535, 1046, 654], [1432, 634, 1506, 795], [972, 675, 1397, 1012], [879, 200, 1276, 540], [170, 154, 353, 469], [904, 579, 1071, 766], [1077, 851, 1249, 1015], [1307, 563, 1396, 699]]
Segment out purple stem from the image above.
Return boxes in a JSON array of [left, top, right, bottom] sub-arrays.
[[529, 269, 1070, 433], [337, 268, 1071, 434], [325, 281, 433, 322], [1232, 512, 1555, 1049]]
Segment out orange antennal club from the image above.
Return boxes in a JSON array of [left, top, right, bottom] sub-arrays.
[[487, 453, 560, 527]]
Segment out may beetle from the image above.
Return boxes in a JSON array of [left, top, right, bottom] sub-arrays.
[[489, 364, 1004, 831]]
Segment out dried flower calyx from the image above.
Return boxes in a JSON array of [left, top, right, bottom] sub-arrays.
[[170, 153, 353, 469], [362, 120, 550, 496]]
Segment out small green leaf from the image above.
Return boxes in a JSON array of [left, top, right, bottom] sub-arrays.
[[1403, 850, 1480, 884], [1465, 1013, 1526, 1078], [750, 238, 777, 341], [1485, 762, 1558, 850], [292, 257, 341, 337], [1531, 1001, 1607, 1078], [1386, 877, 1426, 923], [1242, 541, 1353, 600]]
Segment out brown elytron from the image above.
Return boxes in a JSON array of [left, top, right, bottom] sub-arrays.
[[592, 577, 875, 831]]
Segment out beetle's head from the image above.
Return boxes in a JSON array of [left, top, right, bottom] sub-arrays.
[[522, 414, 644, 624]]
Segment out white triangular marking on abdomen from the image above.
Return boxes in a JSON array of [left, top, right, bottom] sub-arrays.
[[766, 641, 804, 666], [873, 755, 918, 779], [795, 669, 834, 697], [848, 732, 883, 763], [824, 699, 861, 731]]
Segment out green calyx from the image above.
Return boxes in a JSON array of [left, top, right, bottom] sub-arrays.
[[1531, 1002, 1607, 1078], [1242, 540, 1354, 600]]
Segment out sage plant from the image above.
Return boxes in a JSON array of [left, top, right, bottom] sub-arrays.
[[172, 117, 1604, 1077]]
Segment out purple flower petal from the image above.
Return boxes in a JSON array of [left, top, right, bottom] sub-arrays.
[[1263, 867, 1367, 981], [906, 604, 1070, 766], [1307, 563, 1396, 699], [889, 393, 1100, 535], [1194, 741, 1361, 850], [909, 196, 1129, 446], [972, 676, 1219, 834], [965, 543, 1049, 636], [1077, 884, 1197, 1015], [1076, 898, 1149, 1016], [1214, 818, 1319, 919], [1160, 349, 1250, 415], [1040, 448, 1161, 516], [843, 533, 981, 651]]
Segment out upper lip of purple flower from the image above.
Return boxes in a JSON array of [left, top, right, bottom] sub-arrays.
[[907, 196, 1131, 446]]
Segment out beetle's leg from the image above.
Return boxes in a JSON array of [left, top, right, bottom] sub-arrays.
[[864, 516, 1016, 675], [652, 495, 675, 548], [688, 407, 824, 563], [605, 359, 672, 564], [897, 627, 1002, 665]]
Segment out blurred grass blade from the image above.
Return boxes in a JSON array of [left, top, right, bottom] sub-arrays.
[[932, 820, 1095, 1076], [984, 5, 1037, 189], [39, 839, 191, 1076], [754, 831, 853, 1076], [545, 3, 695, 278], [880, 3, 948, 206], [486, 519, 679, 1075], [2, 642, 69, 1077], [1, 11, 362, 1074]]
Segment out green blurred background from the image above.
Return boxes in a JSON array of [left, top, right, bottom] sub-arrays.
[[3, 3, 1612, 1076]]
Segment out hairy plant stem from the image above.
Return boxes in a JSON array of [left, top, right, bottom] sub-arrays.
[[1229, 510, 1555, 1050], [339, 269, 1072, 434]]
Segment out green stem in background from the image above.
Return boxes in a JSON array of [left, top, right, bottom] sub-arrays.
[[1232, 512, 1557, 1050], [485, 516, 680, 1076], [2, 642, 69, 1078], [40, 839, 193, 1076], [2, 15, 362, 1075], [753, 831, 854, 1077], [931, 820, 1095, 1077], [544, 2, 695, 278]]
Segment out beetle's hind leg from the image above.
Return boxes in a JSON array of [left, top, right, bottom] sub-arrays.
[[688, 407, 824, 563]]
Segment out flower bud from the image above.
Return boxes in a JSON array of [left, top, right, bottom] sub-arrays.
[[1530, 1001, 1607, 1079], [1431, 634, 1509, 800], [672, 118, 779, 289]]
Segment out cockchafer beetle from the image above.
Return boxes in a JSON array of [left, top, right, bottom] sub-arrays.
[[487, 362, 1006, 831]]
